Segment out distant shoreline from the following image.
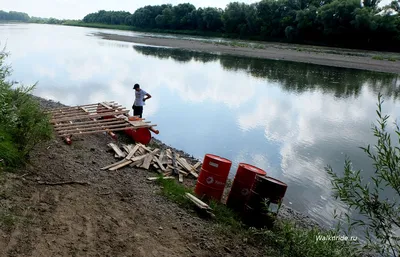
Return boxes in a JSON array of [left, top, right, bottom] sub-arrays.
[[93, 32, 400, 74]]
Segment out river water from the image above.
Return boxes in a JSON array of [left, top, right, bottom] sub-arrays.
[[1, 23, 400, 231]]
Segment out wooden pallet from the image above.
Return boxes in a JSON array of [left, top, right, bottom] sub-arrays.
[[47, 102, 157, 138]]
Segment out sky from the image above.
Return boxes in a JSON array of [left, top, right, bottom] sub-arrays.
[[1, 0, 258, 19], [1, 0, 395, 20]]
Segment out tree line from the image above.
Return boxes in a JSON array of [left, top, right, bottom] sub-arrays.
[[82, 0, 400, 51], [0, 10, 68, 24], [0, 10, 30, 22]]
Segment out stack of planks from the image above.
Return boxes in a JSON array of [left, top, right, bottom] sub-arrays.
[[102, 143, 202, 183]]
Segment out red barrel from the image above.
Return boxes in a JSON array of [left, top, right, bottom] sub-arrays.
[[195, 154, 232, 202], [201, 154, 232, 177], [252, 176, 288, 203], [124, 128, 152, 145], [197, 168, 228, 190], [226, 163, 266, 212]]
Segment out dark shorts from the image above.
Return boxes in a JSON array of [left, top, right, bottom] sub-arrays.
[[132, 105, 143, 118]]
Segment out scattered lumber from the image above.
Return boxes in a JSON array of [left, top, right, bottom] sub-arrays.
[[185, 193, 212, 210], [102, 143, 203, 183], [153, 156, 166, 171], [125, 144, 140, 160], [171, 151, 179, 175], [147, 176, 175, 181], [108, 143, 126, 158], [193, 162, 202, 169], [141, 149, 160, 170], [109, 160, 132, 171], [177, 158, 199, 178]]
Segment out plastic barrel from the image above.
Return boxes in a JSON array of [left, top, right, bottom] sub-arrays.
[[194, 154, 232, 202], [226, 163, 267, 212]]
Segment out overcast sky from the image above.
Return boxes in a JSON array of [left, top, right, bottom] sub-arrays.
[[1, 0, 395, 20]]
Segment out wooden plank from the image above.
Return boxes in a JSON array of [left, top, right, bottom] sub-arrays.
[[51, 110, 129, 123], [53, 118, 121, 127], [139, 144, 152, 152], [108, 143, 126, 158], [193, 162, 202, 169], [100, 102, 114, 110], [158, 150, 165, 164], [153, 156, 166, 171], [131, 154, 148, 162], [179, 174, 184, 183], [51, 109, 87, 118], [179, 169, 188, 176], [46, 102, 118, 112], [130, 159, 144, 167], [55, 120, 128, 131], [46, 103, 105, 113], [163, 171, 172, 177], [177, 158, 199, 178], [136, 147, 146, 155], [141, 154, 154, 170], [109, 160, 132, 171], [185, 193, 212, 210], [167, 165, 188, 175], [122, 145, 131, 154], [101, 159, 128, 170], [125, 144, 140, 160], [52, 109, 129, 122], [59, 126, 133, 137], [57, 123, 131, 134], [51, 107, 123, 118], [147, 176, 174, 181], [135, 160, 144, 167], [141, 149, 160, 170]]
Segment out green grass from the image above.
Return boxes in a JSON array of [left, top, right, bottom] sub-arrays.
[[388, 57, 397, 62], [0, 210, 17, 229], [157, 176, 193, 207], [372, 55, 385, 60], [155, 177, 359, 257]]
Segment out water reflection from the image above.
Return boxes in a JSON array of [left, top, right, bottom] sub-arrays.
[[133, 45, 400, 99], [132, 45, 400, 227]]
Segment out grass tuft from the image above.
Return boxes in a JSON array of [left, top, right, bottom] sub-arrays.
[[155, 176, 360, 257], [0, 210, 17, 229], [372, 55, 385, 60]]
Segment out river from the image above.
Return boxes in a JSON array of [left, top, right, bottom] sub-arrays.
[[1, 23, 400, 231]]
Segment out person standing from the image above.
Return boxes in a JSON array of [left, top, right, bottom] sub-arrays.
[[132, 84, 151, 118]]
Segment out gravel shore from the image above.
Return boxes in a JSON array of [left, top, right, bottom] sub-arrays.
[[96, 32, 400, 74]]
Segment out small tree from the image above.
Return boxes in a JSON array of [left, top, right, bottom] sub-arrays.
[[0, 49, 52, 167], [326, 93, 400, 257]]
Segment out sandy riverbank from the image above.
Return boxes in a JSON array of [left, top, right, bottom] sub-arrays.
[[96, 32, 400, 74]]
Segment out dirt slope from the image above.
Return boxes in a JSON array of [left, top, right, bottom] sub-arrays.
[[0, 131, 265, 257]]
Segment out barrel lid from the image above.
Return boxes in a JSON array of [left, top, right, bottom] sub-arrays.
[[256, 176, 287, 187], [205, 154, 232, 164], [239, 163, 266, 175]]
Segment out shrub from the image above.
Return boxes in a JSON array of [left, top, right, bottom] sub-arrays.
[[0, 49, 52, 167], [327, 93, 400, 256]]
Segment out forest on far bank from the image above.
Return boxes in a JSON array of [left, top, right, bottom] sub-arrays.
[[2, 0, 400, 51]]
